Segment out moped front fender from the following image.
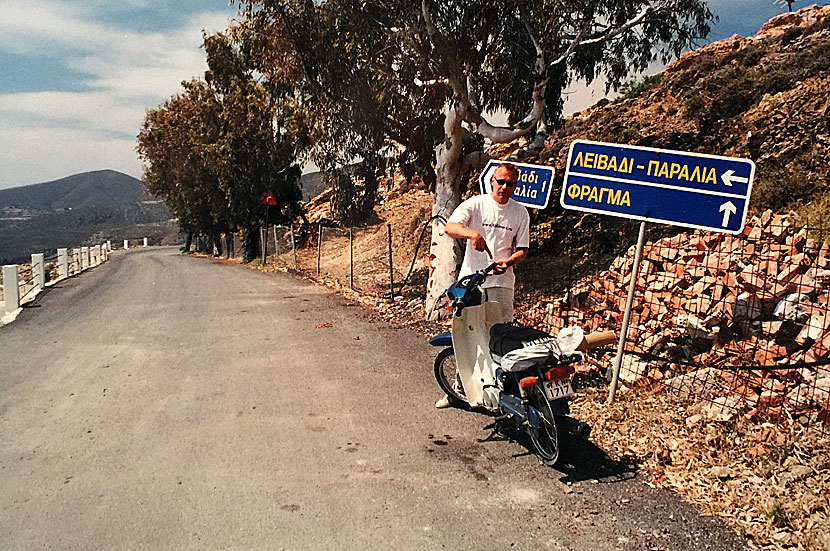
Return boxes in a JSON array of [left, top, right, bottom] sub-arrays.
[[451, 301, 501, 407]]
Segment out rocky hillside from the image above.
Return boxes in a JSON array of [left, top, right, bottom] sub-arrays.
[[505, 4, 830, 272]]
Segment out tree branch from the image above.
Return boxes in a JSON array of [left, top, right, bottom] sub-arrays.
[[461, 151, 490, 173]]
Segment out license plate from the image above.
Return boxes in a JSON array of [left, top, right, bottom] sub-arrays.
[[543, 379, 574, 400]]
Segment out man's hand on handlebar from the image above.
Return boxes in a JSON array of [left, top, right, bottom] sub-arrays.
[[492, 260, 510, 275]]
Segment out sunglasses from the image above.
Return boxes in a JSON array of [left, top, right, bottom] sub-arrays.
[[494, 178, 518, 187]]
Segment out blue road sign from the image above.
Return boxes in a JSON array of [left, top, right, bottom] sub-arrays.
[[479, 160, 555, 209], [561, 140, 755, 233]]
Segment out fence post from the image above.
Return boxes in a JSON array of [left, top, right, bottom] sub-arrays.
[[261, 227, 267, 265], [57, 248, 68, 279], [81, 247, 90, 270], [2, 265, 20, 312], [143, 237, 148, 247], [387, 223, 394, 300], [106, 240, 112, 252], [72, 249, 80, 275], [95, 245, 102, 265], [349, 227, 354, 290], [31, 254, 45, 292], [124, 239, 129, 250], [290, 224, 297, 269], [317, 223, 322, 276], [274, 226, 279, 258], [101, 244, 108, 262]]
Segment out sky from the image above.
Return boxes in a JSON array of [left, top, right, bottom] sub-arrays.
[[0, 0, 797, 190]]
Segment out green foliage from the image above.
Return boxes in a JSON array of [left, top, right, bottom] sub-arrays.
[[766, 501, 791, 528], [137, 33, 304, 260], [240, 227, 259, 263], [238, 0, 714, 188], [619, 74, 662, 99], [326, 159, 379, 227]]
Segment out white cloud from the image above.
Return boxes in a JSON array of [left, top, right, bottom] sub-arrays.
[[0, 0, 233, 188], [0, 126, 141, 185], [0, 92, 143, 135]]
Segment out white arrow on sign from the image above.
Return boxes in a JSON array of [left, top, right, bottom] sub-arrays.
[[721, 169, 749, 187], [719, 201, 737, 227]]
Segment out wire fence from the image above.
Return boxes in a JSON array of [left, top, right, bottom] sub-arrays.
[[516, 210, 830, 434], [218, 222, 432, 302]]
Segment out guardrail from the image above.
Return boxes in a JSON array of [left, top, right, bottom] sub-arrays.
[[1, 238, 149, 318]]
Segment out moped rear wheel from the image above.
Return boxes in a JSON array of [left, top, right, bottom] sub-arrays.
[[527, 385, 560, 467], [434, 348, 467, 405]]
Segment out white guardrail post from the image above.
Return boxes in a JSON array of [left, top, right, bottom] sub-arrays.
[[72, 248, 80, 275], [2, 265, 20, 312], [31, 253, 45, 293], [124, 239, 129, 250], [57, 248, 68, 279], [143, 237, 148, 247], [107, 240, 112, 252], [81, 247, 89, 270]]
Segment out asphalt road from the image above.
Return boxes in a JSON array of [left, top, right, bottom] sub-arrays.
[[0, 247, 749, 550]]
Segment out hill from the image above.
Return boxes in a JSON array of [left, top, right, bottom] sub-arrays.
[[0, 170, 176, 264], [0, 170, 151, 213]]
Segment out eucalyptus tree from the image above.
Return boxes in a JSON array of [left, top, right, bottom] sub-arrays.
[[137, 79, 230, 251], [202, 33, 304, 261], [139, 33, 304, 262], [237, 0, 713, 317]]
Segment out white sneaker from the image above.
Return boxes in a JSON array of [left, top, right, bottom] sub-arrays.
[[434, 395, 451, 409]]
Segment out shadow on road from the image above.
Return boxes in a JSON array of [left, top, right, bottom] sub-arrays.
[[21, 286, 54, 308], [477, 421, 638, 483], [556, 438, 638, 484]]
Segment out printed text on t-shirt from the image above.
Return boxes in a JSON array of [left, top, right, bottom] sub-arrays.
[[482, 222, 514, 232]]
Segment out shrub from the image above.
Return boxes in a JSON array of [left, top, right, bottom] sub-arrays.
[[618, 73, 662, 99]]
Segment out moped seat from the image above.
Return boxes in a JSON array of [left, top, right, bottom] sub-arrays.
[[489, 323, 555, 356]]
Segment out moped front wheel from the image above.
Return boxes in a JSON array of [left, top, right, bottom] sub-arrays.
[[433, 348, 467, 405], [527, 385, 561, 467]]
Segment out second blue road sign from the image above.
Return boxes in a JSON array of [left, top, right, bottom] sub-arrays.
[[561, 140, 755, 233], [479, 159, 555, 209]]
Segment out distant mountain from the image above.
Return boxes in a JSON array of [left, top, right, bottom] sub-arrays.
[[0, 170, 176, 264], [0, 170, 151, 213]]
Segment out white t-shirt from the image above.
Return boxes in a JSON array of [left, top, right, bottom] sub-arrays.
[[447, 194, 530, 289]]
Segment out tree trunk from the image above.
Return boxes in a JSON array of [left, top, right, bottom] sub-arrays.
[[425, 105, 465, 320], [240, 227, 259, 263]]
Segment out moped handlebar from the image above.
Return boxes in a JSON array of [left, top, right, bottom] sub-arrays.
[[447, 262, 499, 315]]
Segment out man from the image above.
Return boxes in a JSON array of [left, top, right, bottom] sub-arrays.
[[435, 162, 530, 408]]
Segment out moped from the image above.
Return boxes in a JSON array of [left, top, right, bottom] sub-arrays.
[[430, 263, 614, 466]]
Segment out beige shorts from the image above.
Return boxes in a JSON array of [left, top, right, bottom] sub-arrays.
[[483, 286, 514, 324]]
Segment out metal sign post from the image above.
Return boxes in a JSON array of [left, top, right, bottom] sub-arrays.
[[607, 221, 646, 405], [478, 159, 555, 209], [560, 139, 756, 404]]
